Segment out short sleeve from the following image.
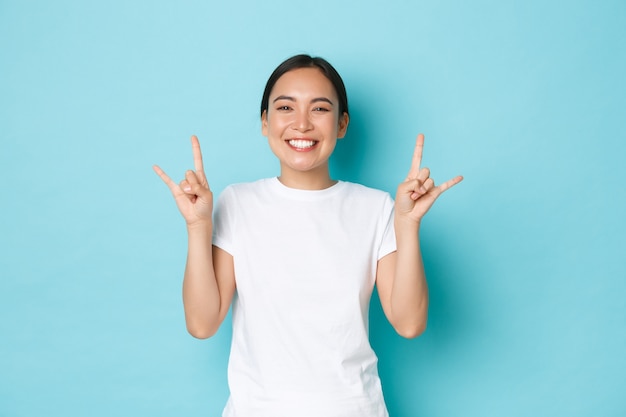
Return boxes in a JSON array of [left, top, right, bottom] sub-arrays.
[[377, 194, 397, 260], [212, 186, 236, 256]]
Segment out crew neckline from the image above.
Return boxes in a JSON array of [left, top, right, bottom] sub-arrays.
[[267, 177, 346, 200]]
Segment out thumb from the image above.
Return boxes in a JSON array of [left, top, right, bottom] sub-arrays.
[[399, 178, 427, 200], [184, 170, 212, 200]]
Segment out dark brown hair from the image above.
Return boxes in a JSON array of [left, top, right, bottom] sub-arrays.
[[260, 54, 349, 118]]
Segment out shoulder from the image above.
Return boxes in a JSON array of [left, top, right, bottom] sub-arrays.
[[339, 181, 394, 203], [220, 178, 273, 198], [337, 182, 395, 219], [216, 178, 278, 212], [224, 178, 271, 191]]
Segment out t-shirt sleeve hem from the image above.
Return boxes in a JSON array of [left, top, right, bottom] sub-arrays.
[[377, 244, 397, 261], [212, 235, 234, 256]]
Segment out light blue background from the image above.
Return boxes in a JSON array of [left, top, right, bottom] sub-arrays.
[[1, 1, 625, 416]]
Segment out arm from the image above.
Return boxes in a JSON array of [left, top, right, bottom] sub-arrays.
[[376, 134, 462, 338], [153, 135, 235, 339]]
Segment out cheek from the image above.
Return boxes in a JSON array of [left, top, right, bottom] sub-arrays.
[[264, 123, 283, 140], [267, 115, 292, 132], [325, 118, 341, 133]]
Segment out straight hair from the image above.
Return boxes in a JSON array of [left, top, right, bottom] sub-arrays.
[[260, 54, 349, 118]]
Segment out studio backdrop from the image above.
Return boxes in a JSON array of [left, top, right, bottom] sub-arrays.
[[1, 1, 624, 416]]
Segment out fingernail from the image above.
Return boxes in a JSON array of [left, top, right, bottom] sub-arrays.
[[183, 186, 191, 192], [419, 186, 427, 193]]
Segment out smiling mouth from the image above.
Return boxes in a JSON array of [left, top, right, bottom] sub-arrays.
[[287, 139, 318, 150]]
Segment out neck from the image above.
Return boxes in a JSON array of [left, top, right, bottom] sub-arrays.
[[278, 165, 336, 190]]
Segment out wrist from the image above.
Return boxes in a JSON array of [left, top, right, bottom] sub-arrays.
[[186, 220, 213, 235], [394, 215, 421, 232]]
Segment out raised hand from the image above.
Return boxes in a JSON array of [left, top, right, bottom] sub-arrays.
[[395, 134, 463, 225], [153, 135, 213, 226]]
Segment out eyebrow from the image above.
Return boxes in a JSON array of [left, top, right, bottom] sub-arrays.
[[272, 95, 335, 106]]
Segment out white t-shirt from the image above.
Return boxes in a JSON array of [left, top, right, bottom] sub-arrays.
[[213, 177, 396, 417]]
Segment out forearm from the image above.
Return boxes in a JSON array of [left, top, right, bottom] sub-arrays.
[[183, 222, 221, 338], [383, 132, 461, 337], [390, 219, 429, 337]]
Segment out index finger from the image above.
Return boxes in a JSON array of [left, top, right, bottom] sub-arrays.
[[191, 135, 206, 179], [153, 164, 181, 194], [406, 133, 424, 180]]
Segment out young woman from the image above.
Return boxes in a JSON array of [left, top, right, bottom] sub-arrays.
[[154, 54, 462, 417]]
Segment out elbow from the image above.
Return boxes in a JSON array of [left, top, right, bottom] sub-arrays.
[[394, 317, 427, 339], [187, 327, 215, 339], [186, 320, 219, 339], [396, 322, 426, 339]]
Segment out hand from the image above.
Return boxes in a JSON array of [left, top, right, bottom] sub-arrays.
[[153, 135, 213, 226], [395, 134, 463, 225]]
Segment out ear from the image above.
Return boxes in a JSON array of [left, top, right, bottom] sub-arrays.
[[337, 112, 349, 139], [261, 110, 268, 137]]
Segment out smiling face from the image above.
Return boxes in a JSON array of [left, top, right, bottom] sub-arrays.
[[261, 67, 349, 189]]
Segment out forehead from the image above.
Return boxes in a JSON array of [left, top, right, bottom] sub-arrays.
[[270, 67, 338, 99]]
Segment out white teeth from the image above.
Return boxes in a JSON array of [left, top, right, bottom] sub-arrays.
[[288, 139, 316, 149]]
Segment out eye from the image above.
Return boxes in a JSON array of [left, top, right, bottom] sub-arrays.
[[313, 107, 330, 112], [276, 105, 292, 111]]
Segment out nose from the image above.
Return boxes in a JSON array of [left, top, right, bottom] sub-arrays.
[[292, 109, 313, 132]]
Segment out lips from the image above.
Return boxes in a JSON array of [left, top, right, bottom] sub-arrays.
[[287, 139, 318, 150]]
